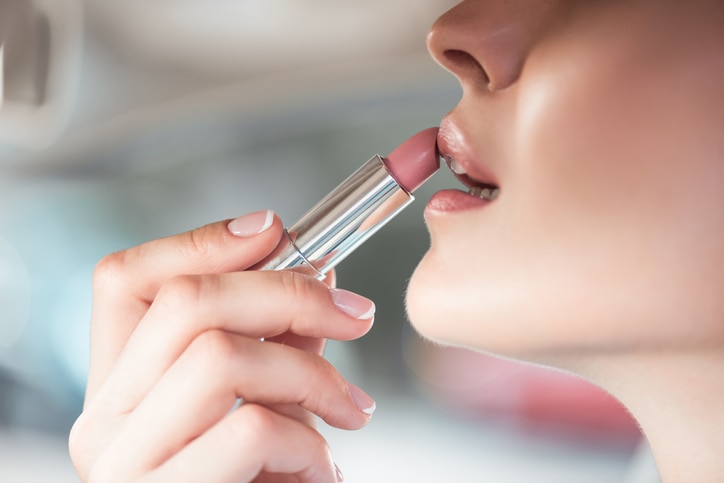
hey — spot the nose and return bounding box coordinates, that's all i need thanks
[427,0,562,91]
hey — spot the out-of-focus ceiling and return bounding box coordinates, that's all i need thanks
[84,0,458,75]
[1,0,459,154]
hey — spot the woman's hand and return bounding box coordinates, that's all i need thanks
[69,211,376,483]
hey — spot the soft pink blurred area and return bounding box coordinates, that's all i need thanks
[405,338,641,440]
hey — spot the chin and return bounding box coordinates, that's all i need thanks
[405,248,624,364]
[405,251,534,357]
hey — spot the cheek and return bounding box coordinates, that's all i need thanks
[517,49,724,280]
[515,62,724,346]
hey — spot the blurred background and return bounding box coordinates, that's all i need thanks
[1,0,658,481]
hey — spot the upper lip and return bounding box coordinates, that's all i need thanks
[437,116,499,190]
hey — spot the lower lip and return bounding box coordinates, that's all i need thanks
[425,189,491,214]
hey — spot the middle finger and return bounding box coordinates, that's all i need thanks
[97,329,373,475]
[88,270,374,416]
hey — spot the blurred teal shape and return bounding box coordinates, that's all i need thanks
[0,236,31,348]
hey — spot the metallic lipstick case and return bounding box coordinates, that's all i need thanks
[254,155,414,279]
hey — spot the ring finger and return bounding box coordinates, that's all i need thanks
[92,330,374,476]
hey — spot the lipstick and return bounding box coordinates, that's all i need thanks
[254,128,439,279]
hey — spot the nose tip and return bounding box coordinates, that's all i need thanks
[426,1,561,92]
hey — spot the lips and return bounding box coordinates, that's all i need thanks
[437,117,500,201]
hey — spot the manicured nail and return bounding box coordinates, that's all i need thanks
[330,288,375,320]
[347,382,376,416]
[335,463,344,482]
[227,210,274,237]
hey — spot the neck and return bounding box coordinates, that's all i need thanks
[573,350,724,483]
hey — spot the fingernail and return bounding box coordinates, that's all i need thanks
[335,463,344,482]
[330,288,375,320]
[347,382,376,416]
[227,210,274,237]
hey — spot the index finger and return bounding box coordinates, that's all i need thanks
[86,211,284,402]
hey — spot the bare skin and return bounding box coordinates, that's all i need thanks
[407,1,724,481]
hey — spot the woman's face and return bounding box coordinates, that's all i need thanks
[407,0,724,361]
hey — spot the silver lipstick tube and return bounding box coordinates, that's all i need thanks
[254,154,414,279]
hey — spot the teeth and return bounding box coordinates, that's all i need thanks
[445,154,499,201]
[444,154,467,175]
[468,186,500,201]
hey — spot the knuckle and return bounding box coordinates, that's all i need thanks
[232,404,277,442]
[301,357,347,424]
[233,404,329,450]
[186,329,237,368]
[181,223,217,262]
[305,351,338,389]
[230,405,331,479]
[92,251,127,292]
[156,273,212,310]
[277,270,324,310]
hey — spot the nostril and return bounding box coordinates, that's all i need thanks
[443,49,490,86]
